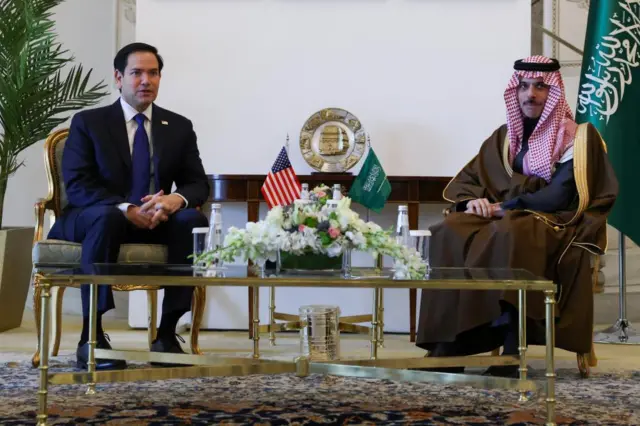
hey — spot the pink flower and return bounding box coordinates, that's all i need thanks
[328,227,341,238]
[316,191,326,197]
[298,224,305,232]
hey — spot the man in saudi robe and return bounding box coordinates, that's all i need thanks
[416,56,618,377]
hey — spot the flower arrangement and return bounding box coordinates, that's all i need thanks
[307,184,334,205]
[197,185,427,279]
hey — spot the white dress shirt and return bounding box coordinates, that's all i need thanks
[117,97,187,214]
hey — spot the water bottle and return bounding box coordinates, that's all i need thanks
[332,184,342,200]
[206,204,224,266]
[396,205,410,247]
[300,183,310,200]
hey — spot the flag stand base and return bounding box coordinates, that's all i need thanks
[594,319,640,344]
[594,232,640,345]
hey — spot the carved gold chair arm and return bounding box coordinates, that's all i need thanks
[34,197,54,244]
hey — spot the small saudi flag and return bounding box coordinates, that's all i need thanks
[348,148,391,213]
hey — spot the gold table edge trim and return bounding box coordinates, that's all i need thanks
[48,359,537,393]
[35,273,556,291]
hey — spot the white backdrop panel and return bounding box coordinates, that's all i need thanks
[130,0,531,332]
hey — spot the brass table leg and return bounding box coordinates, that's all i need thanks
[248,286,254,339]
[86,283,98,395]
[545,289,557,426]
[375,255,385,348]
[36,283,51,426]
[518,288,528,402]
[252,285,260,359]
[295,356,310,377]
[269,286,276,346]
[377,288,385,348]
[370,288,380,359]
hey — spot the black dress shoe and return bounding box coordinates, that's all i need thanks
[150,334,190,367]
[482,365,519,378]
[76,334,127,371]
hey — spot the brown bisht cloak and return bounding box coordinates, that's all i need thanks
[417,122,618,354]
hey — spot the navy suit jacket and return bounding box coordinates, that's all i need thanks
[61,99,210,211]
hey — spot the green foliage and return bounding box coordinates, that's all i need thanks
[303,216,318,228]
[318,230,331,246]
[0,0,108,227]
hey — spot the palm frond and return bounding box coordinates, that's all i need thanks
[0,0,108,225]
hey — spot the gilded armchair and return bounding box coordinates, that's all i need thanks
[425,206,600,378]
[30,128,206,367]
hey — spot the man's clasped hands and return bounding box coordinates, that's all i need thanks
[125,190,186,229]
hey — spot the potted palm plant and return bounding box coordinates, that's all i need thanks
[0,0,108,331]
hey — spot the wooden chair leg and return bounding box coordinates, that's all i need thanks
[51,286,66,356]
[577,353,590,378]
[409,289,416,342]
[579,258,601,378]
[146,290,158,349]
[589,343,598,367]
[31,274,42,368]
[190,286,206,355]
[578,343,598,378]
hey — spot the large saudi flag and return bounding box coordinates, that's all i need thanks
[575,0,640,245]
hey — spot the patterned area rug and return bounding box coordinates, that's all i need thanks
[1,356,639,425]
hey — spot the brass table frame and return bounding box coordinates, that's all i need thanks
[262,256,387,347]
[262,287,383,344]
[33,269,558,426]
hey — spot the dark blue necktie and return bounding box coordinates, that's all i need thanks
[129,113,151,205]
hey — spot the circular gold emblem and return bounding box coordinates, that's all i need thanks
[299,108,367,173]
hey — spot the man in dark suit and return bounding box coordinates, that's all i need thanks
[48,42,210,370]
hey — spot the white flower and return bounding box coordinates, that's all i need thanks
[197,186,429,279]
[345,231,366,249]
[326,242,343,257]
[366,222,383,233]
[265,205,284,227]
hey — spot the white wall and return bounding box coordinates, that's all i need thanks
[129,0,532,332]
[542,0,586,116]
[136,0,532,177]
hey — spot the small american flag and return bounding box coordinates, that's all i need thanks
[261,147,301,209]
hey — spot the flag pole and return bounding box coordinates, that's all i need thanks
[594,231,640,344]
[365,133,371,224]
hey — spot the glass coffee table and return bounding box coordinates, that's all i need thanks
[33,264,558,426]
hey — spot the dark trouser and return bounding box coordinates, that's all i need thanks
[48,205,208,317]
[421,301,534,357]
